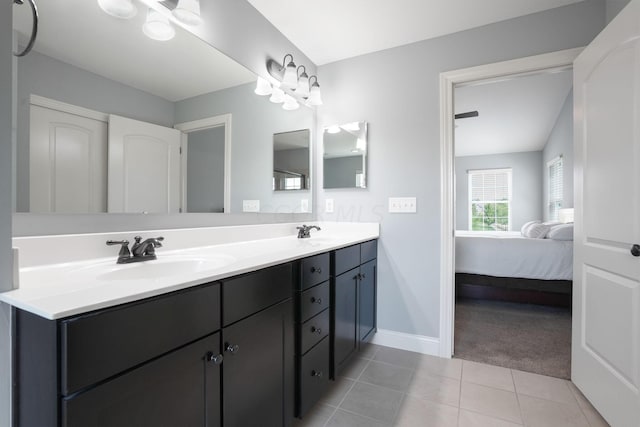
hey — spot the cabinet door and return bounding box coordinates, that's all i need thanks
[222,300,293,427]
[332,268,358,376]
[62,333,221,427]
[359,260,377,344]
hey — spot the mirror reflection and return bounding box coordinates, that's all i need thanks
[12,0,314,214]
[273,129,310,191]
[323,121,367,189]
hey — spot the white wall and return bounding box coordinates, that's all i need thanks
[543,90,574,221]
[455,151,543,231]
[315,0,605,340]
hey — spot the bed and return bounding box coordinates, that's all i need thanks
[455,230,573,307]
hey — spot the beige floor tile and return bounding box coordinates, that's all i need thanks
[460,382,522,424]
[320,378,355,407]
[373,346,422,369]
[519,394,590,427]
[339,381,403,424]
[415,354,463,380]
[462,361,515,392]
[405,372,460,407]
[359,343,381,360]
[338,357,370,380]
[294,403,336,427]
[458,409,523,427]
[566,382,610,427]
[393,395,459,427]
[326,409,389,427]
[512,370,575,404]
[359,360,414,392]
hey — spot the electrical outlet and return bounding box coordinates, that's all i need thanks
[242,200,260,212]
[389,197,417,213]
[300,199,309,213]
[325,199,334,213]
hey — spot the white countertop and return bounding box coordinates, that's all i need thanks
[0,222,379,320]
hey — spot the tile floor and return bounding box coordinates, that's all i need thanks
[295,344,609,427]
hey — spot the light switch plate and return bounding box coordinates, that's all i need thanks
[389,197,417,213]
[242,200,260,212]
[325,199,334,213]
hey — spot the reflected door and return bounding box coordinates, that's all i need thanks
[108,115,181,213]
[572,0,640,425]
[29,105,108,213]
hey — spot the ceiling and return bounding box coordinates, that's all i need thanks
[454,69,573,157]
[246,0,584,65]
[13,0,255,102]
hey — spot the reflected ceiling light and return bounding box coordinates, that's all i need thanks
[327,125,341,134]
[269,86,285,104]
[282,95,300,111]
[307,76,323,106]
[341,122,360,132]
[254,77,273,96]
[356,138,366,151]
[143,8,175,41]
[173,0,203,26]
[295,66,310,97]
[97,0,137,19]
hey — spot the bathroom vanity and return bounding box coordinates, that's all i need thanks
[4,223,378,427]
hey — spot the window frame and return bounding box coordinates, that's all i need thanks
[467,168,513,232]
[547,155,563,221]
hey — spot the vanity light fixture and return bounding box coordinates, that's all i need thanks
[307,76,323,106]
[254,77,273,96]
[142,8,175,41]
[327,125,341,134]
[98,0,137,19]
[269,86,286,104]
[282,94,300,111]
[258,53,323,109]
[172,0,203,26]
[296,66,310,97]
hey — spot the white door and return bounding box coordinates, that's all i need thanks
[29,105,107,213]
[573,1,640,426]
[108,115,182,213]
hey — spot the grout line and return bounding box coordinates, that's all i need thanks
[510,368,526,426]
[458,360,465,426]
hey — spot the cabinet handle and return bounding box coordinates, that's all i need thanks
[310,297,323,305]
[311,370,323,378]
[206,352,224,365]
[360,273,366,279]
[310,326,322,335]
[310,266,322,274]
[225,344,240,354]
[631,244,640,257]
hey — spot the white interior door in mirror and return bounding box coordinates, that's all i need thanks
[29,105,107,213]
[108,115,181,213]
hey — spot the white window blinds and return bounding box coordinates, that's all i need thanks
[468,168,512,231]
[548,156,563,221]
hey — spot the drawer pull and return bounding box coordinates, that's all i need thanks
[310,326,322,335]
[206,352,224,365]
[311,370,323,378]
[310,266,322,274]
[225,344,240,354]
[310,297,323,305]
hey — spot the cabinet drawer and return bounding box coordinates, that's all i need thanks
[361,240,377,263]
[61,283,220,395]
[333,244,360,276]
[300,253,330,290]
[223,263,293,326]
[299,281,329,322]
[299,309,329,355]
[298,336,330,417]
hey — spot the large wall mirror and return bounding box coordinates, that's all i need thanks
[323,121,367,189]
[12,0,314,215]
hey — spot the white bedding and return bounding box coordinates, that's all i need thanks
[455,230,573,281]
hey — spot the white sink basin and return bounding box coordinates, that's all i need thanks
[70,254,237,282]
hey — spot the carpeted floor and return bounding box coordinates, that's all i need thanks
[454,298,571,379]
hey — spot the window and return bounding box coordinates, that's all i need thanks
[468,168,512,231]
[548,156,563,221]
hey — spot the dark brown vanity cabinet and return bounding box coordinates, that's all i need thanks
[331,240,378,377]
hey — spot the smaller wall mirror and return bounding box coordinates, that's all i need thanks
[323,121,368,189]
[273,129,311,191]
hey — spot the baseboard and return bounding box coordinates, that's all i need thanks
[370,329,440,357]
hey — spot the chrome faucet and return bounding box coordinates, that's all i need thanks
[297,225,321,239]
[106,236,164,264]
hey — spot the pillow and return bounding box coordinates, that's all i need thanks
[547,224,574,241]
[521,220,541,237]
[524,223,552,239]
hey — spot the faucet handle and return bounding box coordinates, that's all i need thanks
[106,240,131,258]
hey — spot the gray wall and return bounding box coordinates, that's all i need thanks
[175,83,314,213]
[315,0,605,339]
[1,3,13,426]
[543,90,574,221]
[606,0,632,22]
[187,126,226,213]
[16,50,175,212]
[456,152,543,231]
[324,156,363,189]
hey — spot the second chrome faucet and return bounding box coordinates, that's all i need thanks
[106,236,164,264]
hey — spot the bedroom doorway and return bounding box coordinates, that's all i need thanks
[438,48,582,379]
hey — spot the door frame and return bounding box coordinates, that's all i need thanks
[174,114,232,214]
[438,47,583,358]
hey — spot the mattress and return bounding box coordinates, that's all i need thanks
[455,230,573,281]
